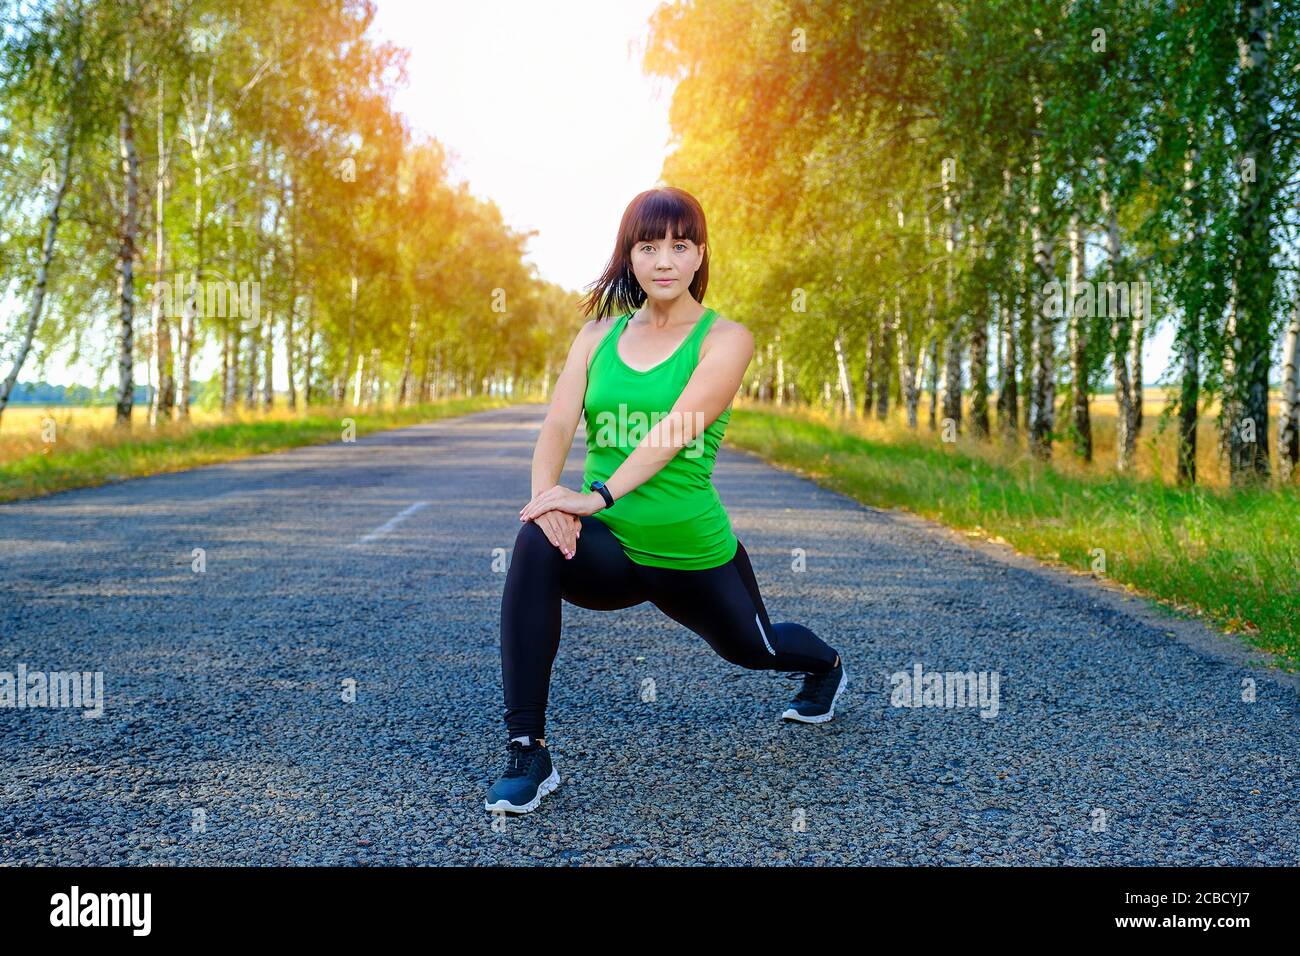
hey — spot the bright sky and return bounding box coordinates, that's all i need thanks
[373,0,674,293]
[23,0,1189,389]
[29,0,671,391]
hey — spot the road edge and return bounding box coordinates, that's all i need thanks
[727,445,1300,695]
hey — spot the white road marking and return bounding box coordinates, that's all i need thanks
[356,501,430,544]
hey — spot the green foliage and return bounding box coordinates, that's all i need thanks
[0,0,574,414]
[645,0,1300,485]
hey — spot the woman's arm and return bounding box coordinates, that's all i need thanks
[601,322,753,501]
[518,321,753,522]
[529,317,607,496]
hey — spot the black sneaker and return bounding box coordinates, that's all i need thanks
[484,737,560,814]
[774,656,847,723]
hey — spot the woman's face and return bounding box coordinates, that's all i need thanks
[630,229,704,303]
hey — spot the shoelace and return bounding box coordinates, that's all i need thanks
[503,740,540,778]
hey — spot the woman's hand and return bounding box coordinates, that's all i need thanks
[531,509,582,560]
[519,484,604,523]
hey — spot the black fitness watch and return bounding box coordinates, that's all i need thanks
[590,480,615,510]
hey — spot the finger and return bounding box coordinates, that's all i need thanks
[520,494,550,521]
[524,488,564,519]
[546,514,574,559]
[519,489,552,515]
[536,494,576,520]
[537,517,562,551]
[525,502,556,523]
[555,513,575,558]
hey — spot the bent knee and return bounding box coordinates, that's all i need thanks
[515,518,548,547]
[712,642,775,670]
[514,519,560,559]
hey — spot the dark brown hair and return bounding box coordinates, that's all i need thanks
[578,186,709,318]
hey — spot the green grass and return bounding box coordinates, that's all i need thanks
[0,396,510,504]
[726,404,1300,671]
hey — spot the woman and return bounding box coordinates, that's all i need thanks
[486,187,846,815]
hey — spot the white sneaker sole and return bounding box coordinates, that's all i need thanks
[484,764,561,814]
[782,666,848,723]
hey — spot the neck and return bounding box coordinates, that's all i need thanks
[636,297,703,327]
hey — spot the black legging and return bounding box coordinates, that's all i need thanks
[499,513,839,740]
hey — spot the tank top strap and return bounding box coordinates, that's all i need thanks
[589,310,633,373]
[687,308,720,361]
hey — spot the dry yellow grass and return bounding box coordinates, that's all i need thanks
[0,395,510,503]
[740,387,1294,489]
[1,403,232,463]
[0,400,394,465]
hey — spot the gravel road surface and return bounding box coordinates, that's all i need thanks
[1,403,1295,865]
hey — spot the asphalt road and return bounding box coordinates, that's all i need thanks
[1,402,1296,865]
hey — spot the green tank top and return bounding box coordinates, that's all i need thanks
[581,306,739,570]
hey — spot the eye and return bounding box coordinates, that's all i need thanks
[674,243,688,252]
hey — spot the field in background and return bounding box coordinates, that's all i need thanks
[726,400,1300,670]
[792,386,1288,489]
[1076,387,1286,487]
[3,403,236,462]
[0,396,509,503]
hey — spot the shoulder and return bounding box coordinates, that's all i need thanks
[701,314,754,359]
[576,315,605,342]
[577,313,623,370]
[579,313,627,346]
